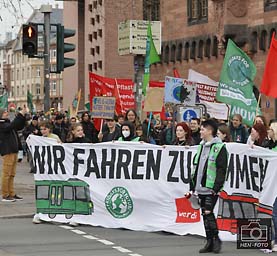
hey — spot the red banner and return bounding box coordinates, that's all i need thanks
[89,72,135,115]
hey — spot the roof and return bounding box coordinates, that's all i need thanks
[27,8,63,25]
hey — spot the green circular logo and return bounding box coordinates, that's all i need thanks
[105,187,133,219]
[227,56,251,87]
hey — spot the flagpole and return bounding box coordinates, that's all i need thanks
[256,93,261,116]
[114,78,123,114]
[76,89,82,115]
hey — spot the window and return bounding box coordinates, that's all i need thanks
[63,186,74,200]
[36,83,41,95]
[89,34,93,42]
[93,1,97,8]
[170,45,176,62]
[52,80,57,96]
[177,43,183,61]
[190,41,196,59]
[98,60,102,69]
[17,69,19,80]
[75,187,86,200]
[143,0,160,21]
[198,40,204,59]
[264,0,277,11]
[164,45,169,63]
[36,67,41,77]
[188,0,208,25]
[51,64,57,72]
[205,38,211,58]
[96,15,100,23]
[38,35,44,48]
[212,36,218,57]
[51,49,57,59]
[17,86,20,96]
[96,46,100,54]
[91,48,95,56]
[94,62,97,70]
[250,32,258,53]
[260,30,268,51]
[22,85,25,96]
[88,4,93,12]
[93,31,97,40]
[22,68,24,79]
[88,64,93,71]
[98,0,102,5]
[184,42,189,60]
[91,18,95,26]
[98,29,103,38]
[36,186,49,200]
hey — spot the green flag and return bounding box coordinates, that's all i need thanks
[142,22,160,96]
[216,39,260,126]
[85,101,91,111]
[0,92,8,109]
[27,90,34,112]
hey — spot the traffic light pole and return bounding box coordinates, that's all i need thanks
[41,5,52,113]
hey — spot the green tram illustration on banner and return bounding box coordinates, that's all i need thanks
[35,179,94,219]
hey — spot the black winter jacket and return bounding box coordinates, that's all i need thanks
[0,113,26,156]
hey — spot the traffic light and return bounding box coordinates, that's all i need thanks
[22,24,38,56]
[56,24,76,73]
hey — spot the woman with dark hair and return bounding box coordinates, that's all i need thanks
[217,124,232,142]
[125,109,140,128]
[118,121,140,142]
[174,122,194,146]
[136,123,156,144]
[80,111,98,143]
[247,123,268,147]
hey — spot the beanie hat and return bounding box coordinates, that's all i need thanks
[202,119,218,136]
[0,108,7,118]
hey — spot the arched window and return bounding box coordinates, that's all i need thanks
[198,40,204,59]
[177,43,183,61]
[212,36,218,57]
[260,30,268,51]
[190,41,196,59]
[204,38,211,58]
[170,44,176,62]
[269,28,276,48]
[250,32,258,53]
[184,42,189,61]
[164,45,169,63]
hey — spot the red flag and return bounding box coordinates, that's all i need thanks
[173,68,181,78]
[260,32,277,98]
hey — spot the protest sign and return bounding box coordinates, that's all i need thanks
[91,96,116,119]
[27,135,276,241]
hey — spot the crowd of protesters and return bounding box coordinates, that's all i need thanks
[1,106,277,252]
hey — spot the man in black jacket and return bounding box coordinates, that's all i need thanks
[0,107,28,202]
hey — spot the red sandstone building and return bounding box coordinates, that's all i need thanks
[63,0,277,121]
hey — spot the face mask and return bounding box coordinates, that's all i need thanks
[122,130,130,138]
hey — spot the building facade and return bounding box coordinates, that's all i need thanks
[63,0,143,110]
[150,0,277,121]
[0,6,63,111]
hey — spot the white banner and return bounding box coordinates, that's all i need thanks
[27,135,277,240]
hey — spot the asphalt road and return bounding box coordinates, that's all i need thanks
[0,218,268,256]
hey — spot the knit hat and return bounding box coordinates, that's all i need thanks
[0,108,7,118]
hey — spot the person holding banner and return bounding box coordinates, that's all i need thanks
[125,109,140,128]
[66,123,91,143]
[230,114,248,144]
[190,119,228,254]
[118,121,140,142]
[174,122,194,146]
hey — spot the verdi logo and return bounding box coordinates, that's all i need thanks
[105,187,133,219]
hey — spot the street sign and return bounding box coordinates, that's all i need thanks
[176,105,204,122]
[118,20,161,55]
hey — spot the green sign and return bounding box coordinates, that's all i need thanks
[216,39,260,126]
[105,187,133,219]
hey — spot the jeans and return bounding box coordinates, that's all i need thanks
[273,197,277,243]
[1,153,18,198]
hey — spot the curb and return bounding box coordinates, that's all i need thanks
[0,214,34,219]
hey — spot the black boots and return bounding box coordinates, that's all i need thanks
[199,238,213,253]
[199,237,222,254]
[212,236,222,254]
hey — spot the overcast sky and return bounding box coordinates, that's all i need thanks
[0,0,63,42]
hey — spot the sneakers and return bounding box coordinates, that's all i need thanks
[2,196,16,202]
[13,195,23,201]
[272,244,277,252]
[32,215,42,224]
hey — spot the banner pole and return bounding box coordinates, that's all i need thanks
[256,93,261,116]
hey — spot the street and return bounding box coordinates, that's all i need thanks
[0,218,268,256]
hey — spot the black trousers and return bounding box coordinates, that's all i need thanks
[199,194,219,239]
